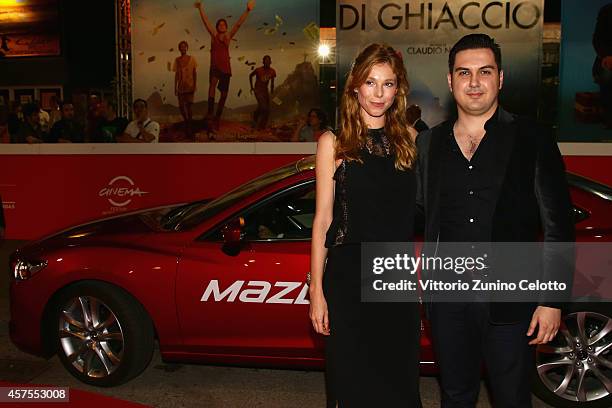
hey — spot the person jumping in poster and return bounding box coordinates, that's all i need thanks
[593,3,612,129]
[195,0,255,132]
[173,40,198,137]
[249,55,276,130]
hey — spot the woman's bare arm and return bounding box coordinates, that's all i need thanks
[309,130,337,335]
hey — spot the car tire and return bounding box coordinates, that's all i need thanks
[54,281,155,387]
[532,303,612,408]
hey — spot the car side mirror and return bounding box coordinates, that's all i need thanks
[221,217,245,256]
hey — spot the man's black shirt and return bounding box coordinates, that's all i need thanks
[439,117,508,242]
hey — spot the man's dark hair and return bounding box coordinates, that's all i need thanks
[23,102,39,117]
[178,40,188,48]
[448,34,502,73]
[133,98,147,109]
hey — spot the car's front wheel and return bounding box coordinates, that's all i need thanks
[532,303,612,407]
[54,281,155,386]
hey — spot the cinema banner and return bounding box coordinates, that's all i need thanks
[337,0,544,127]
[0,153,305,240]
[558,0,612,142]
[132,0,320,142]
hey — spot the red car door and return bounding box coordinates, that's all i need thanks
[175,182,324,359]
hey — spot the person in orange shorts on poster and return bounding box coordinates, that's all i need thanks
[195,0,255,131]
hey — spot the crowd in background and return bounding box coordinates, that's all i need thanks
[2,93,428,144]
[4,95,131,144]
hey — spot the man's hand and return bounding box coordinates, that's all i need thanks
[527,306,561,345]
[602,56,612,70]
[246,0,255,11]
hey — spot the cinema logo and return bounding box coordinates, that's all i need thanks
[340,1,542,31]
[2,201,15,210]
[99,176,149,211]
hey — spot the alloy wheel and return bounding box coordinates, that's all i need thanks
[58,296,124,378]
[536,311,612,402]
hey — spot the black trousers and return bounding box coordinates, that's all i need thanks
[430,302,534,408]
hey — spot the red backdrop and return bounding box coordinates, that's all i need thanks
[0,154,610,240]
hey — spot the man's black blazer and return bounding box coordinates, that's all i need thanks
[415,108,575,323]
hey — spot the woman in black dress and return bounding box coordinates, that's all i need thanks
[309,43,421,407]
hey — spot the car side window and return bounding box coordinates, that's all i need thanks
[241,183,315,241]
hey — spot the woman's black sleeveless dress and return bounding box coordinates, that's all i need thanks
[323,128,421,407]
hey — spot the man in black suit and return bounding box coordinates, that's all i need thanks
[416,34,575,407]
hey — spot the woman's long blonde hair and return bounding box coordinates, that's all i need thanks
[336,43,417,170]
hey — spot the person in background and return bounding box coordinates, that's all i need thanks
[48,95,62,129]
[0,103,7,143]
[249,55,276,130]
[593,3,612,128]
[8,101,23,143]
[406,104,429,133]
[16,103,44,143]
[173,40,198,136]
[37,101,50,134]
[86,94,102,141]
[117,99,160,143]
[293,108,329,142]
[93,100,128,142]
[47,101,85,143]
[195,0,255,130]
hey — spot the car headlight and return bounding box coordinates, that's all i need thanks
[12,259,48,280]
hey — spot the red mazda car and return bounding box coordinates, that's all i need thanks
[9,156,612,407]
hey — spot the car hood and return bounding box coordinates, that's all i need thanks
[18,204,185,255]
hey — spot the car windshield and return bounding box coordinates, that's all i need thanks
[171,158,313,231]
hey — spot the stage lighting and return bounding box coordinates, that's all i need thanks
[318,44,331,58]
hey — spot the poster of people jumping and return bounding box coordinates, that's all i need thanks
[132,0,320,142]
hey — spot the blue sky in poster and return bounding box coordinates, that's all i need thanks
[132,0,319,109]
[558,0,612,142]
